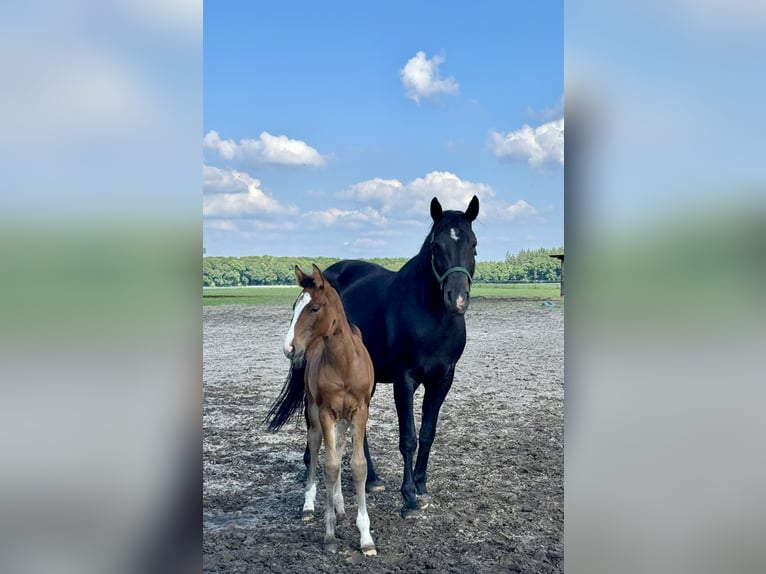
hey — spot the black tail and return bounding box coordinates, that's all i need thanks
[265,364,306,432]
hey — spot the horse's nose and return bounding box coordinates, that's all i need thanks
[284,344,294,358]
[445,288,469,314]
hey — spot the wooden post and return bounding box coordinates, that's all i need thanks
[549,254,564,296]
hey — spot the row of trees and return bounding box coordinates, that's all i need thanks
[203,247,562,287]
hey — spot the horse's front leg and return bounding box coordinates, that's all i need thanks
[394,372,419,518]
[414,365,455,504]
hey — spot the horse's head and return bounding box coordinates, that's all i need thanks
[429,195,479,315]
[283,264,340,365]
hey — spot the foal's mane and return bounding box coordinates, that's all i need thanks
[299,276,316,289]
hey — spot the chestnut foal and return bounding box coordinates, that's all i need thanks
[275,264,376,556]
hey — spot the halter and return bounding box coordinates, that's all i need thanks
[429,231,474,288]
[430,254,473,288]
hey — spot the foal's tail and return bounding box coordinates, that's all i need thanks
[264,364,306,432]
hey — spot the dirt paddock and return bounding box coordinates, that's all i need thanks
[203,300,563,573]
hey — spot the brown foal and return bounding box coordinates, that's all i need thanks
[282,264,376,556]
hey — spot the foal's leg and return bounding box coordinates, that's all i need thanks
[302,404,321,520]
[351,411,376,556]
[303,396,311,478]
[321,411,341,553]
[394,372,420,518]
[414,368,455,505]
[332,419,348,523]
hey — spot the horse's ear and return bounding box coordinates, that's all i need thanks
[311,264,325,288]
[430,197,443,223]
[465,195,479,222]
[294,265,306,286]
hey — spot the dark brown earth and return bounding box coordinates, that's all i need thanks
[203,299,563,573]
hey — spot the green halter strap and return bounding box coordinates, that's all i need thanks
[431,255,473,287]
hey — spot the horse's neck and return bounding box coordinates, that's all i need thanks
[395,253,443,312]
[318,317,356,365]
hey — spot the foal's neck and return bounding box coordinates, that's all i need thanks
[321,314,355,361]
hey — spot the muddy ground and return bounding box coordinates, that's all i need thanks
[203,299,563,573]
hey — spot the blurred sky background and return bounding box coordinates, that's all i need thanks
[203,1,563,260]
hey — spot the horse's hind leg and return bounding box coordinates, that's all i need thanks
[363,432,385,492]
[321,411,341,553]
[363,381,385,492]
[351,411,376,556]
[303,403,321,521]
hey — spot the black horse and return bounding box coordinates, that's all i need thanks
[325,195,479,517]
[266,195,479,517]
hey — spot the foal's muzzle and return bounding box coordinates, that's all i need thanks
[284,345,305,367]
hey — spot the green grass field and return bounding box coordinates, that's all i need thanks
[203,283,561,306]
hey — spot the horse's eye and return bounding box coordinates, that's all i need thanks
[309,305,320,313]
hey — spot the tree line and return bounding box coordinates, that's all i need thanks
[203,247,563,287]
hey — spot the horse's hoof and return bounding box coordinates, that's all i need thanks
[302,510,314,521]
[335,511,346,525]
[324,541,338,554]
[361,545,377,557]
[400,505,421,519]
[366,479,385,493]
[417,494,431,509]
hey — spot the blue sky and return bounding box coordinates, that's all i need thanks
[203,2,563,261]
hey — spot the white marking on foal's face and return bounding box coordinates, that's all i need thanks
[450,228,459,241]
[284,291,311,356]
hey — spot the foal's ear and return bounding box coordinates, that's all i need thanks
[294,265,306,286]
[465,195,479,222]
[430,197,443,223]
[311,264,325,288]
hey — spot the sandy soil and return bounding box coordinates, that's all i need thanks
[203,299,563,573]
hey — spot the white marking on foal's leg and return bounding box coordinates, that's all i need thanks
[303,482,317,518]
[450,227,460,241]
[351,425,376,556]
[284,292,311,356]
[303,422,321,520]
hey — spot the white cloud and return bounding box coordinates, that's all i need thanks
[489,118,564,168]
[203,130,329,167]
[341,170,492,216]
[339,170,539,223]
[486,199,538,221]
[202,165,296,217]
[400,51,460,104]
[204,219,239,232]
[338,178,403,206]
[302,206,388,229]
